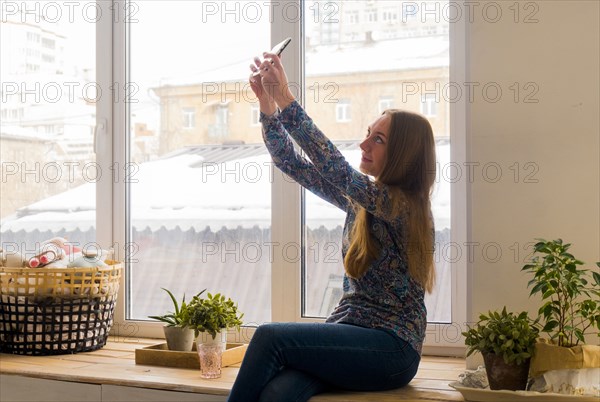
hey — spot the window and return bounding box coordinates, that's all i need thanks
[303,0,453,327]
[365,9,378,23]
[27,32,40,42]
[208,105,229,138]
[251,105,260,126]
[125,1,271,329]
[106,0,460,345]
[382,8,399,23]
[1,1,102,272]
[182,107,196,129]
[346,10,359,24]
[379,96,394,113]
[42,38,56,49]
[335,99,352,122]
[421,93,438,117]
[19,0,469,352]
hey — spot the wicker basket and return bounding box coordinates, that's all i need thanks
[0,261,122,355]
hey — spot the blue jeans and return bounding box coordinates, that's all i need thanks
[227,322,421,402]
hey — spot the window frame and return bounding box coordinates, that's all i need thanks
[421,93,438,117]
[107,0,468,354]
[250,105,261,127]
[378,96,394,113]
[182,107,196,130]
[335,99,352,122]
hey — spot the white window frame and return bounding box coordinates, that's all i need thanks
[382,7,399,23]
[250,105,260,126]
[345,10,360,25]
[107,0,468,356]
[365,9,378,23]
[335,99,352,122]
[378,96,394,113]
[182,107,196,129]
[421,93,438,117]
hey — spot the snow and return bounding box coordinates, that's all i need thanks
[1,144,451,232]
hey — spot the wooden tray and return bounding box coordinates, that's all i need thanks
[135,342,247,370]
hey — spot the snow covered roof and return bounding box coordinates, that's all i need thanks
[1,140,450,233]
[0,126,51,142]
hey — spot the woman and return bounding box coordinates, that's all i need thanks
[228,52,436,402]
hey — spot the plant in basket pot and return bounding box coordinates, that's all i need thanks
[148,288,205,351]
[522,238,600,396]
[462,307,540,391]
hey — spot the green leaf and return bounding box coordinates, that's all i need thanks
[542,289,555,299]
[530,282,546,296]
[593,271,600,286]
[542,320,559,332]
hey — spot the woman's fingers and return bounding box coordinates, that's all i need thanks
[262,52,282,68]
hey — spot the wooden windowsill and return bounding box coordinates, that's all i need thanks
[0,337,466,401]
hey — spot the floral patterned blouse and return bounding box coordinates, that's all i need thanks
[260,100,427,355]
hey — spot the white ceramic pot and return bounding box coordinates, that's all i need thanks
[196,329,228,350]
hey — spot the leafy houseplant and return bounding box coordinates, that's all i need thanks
[148,288,198,327]
[463,307,540,390]
[521,239,600,393]
[148,288,205,351]
[522,239,600,347]
[187,292,244,342]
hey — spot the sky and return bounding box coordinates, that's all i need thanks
[54,1,271,77]
[43,1,273,131]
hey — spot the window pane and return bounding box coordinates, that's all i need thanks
[303,0,451,323]
[1,2,97,253]
[128,1,271,326]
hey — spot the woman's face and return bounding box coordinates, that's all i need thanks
[359,114,390,178]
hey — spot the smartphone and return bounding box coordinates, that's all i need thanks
[252,37,291,76]
[271,37,291,56]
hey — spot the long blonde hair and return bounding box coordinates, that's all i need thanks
[344,110,436,293]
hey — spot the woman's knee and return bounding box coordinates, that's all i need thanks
[253,322,301,342]
[253,322,282,342]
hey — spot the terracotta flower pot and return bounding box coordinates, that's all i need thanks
[483,352,530,391]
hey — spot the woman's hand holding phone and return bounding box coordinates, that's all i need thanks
[248,39,296,113]
[250,52,295,111]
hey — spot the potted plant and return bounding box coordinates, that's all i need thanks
[522,239,600,394]
[148,288,205,351]
[463,307,540,391]
[187,292,244,349]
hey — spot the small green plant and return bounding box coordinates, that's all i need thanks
[187,292,244,339]
[148,288,205,327]
[463,307,540,365]
[522,239,600,347]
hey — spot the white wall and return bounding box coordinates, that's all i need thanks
[466,1,599,320]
